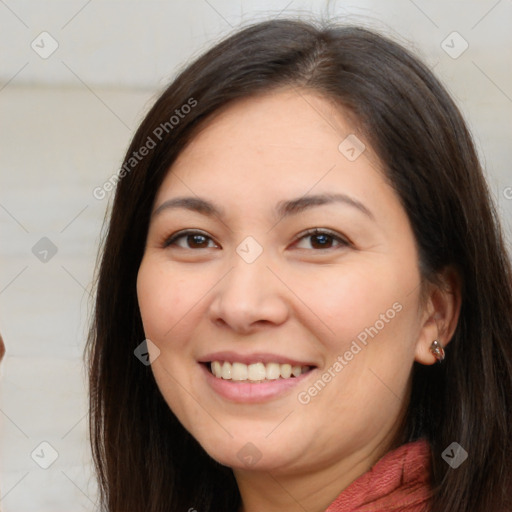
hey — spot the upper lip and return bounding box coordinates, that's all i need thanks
[198,351,317,367]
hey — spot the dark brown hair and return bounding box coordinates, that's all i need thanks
[86,19,512,512]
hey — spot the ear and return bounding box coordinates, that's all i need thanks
[414,267,462,365]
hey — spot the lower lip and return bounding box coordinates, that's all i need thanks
[200,364,315,403]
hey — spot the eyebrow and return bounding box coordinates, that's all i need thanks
[152,193,374,221]
[276,193,375,221]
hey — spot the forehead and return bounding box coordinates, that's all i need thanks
[179,89,356,162]
[154,88,393,217]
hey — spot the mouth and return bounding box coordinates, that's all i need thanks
[198,352,318,402]
[205,360,314,382]
[198,351,318,403]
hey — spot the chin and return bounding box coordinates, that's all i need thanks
[196,433,299,473]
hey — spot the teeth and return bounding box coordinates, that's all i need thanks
[266,362,281,380]
[209,361,311,381]
[280,363,292,379]
[212,361,222,376]
[248,362,266,381]
[221,361,232,380]
[232,362,248,381]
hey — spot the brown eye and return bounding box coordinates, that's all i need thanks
[294,229,349,250]
[164,230,218,249]
[187,234,209,248]
[309,233,335,249]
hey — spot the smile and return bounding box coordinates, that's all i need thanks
[210,361,312,381]
[200,359,317,403]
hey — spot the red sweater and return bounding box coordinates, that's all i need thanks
[325,439,431,512]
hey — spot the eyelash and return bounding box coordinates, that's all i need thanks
[162,228,350,251]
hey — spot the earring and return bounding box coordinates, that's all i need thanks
[430,340,445,362]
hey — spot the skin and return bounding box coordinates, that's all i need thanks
[137,88,460,512]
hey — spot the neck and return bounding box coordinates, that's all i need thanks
[234,432,397,512]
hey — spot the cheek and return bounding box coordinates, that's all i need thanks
[136,259,203,420]
[293,256,421,413]
[298,260,412,345]
[136,259,190,343]
[296,261,420,406]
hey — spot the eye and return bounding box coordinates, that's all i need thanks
[294,228,350,250]
[163,230,219,249]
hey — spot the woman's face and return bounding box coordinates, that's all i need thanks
[137,89,427,475]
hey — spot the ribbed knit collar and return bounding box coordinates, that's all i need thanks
[325,439,431,512]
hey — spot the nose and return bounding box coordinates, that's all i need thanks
[208,254,290,334]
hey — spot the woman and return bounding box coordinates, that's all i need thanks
[86,19,512,512]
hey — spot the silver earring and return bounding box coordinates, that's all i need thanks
[430,340,445,362]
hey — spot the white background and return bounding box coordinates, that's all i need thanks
[1,1,511,510]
